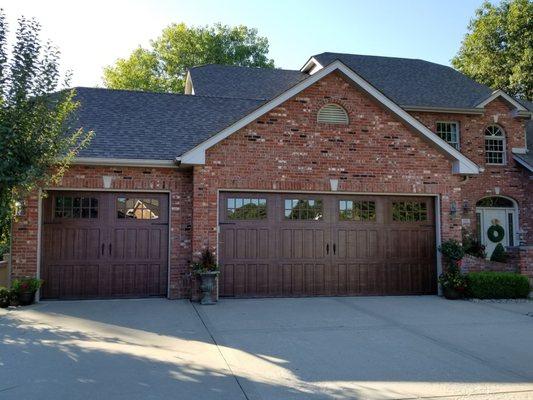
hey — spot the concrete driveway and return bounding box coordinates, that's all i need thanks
[1,297,533,400]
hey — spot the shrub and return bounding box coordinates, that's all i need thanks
[462,229,486,258]
[0,286,12,308]
[466,272,530,299]
[439,239,465,265]
[490,243,507,263]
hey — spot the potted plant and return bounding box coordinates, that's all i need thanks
[438,239,467,299]
[438,263,468,299]
[192,248,220,305]
[12,277,43,306]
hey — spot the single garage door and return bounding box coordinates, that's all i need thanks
[41,191,168,299]
[219,193,437,297]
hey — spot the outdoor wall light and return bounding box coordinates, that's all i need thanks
[462,199,470,213]
[450,201,457,218]
[330,179,339,192]
[14,199,26,217]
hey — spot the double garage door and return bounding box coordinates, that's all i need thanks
[219,192,437,297]
[41,191,168,299]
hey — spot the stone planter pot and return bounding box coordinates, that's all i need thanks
[198,271,219,305]
[18,291,36,306]
[443,287,462,300]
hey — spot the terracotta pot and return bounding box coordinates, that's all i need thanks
[18,291,36,306]
[443,287,462,300]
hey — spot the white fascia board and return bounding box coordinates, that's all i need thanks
[73,157,178,168]
[512,147,528,155]
[300,57,323,74]
[476,90,528,111]
[181,60,479,174]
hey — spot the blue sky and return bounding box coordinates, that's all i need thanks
[3,0,486,87]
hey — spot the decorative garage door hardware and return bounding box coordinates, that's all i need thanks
[41,191,169,300]
[218,193,437,298]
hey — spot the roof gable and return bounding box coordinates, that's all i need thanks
[180,61,479,175]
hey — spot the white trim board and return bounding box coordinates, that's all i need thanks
[513,155,533,173]
[73,157,178,168]
[179,60,479,175]
[475,90,528,111]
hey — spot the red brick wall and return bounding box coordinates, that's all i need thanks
[410,99,531,244]
[192,72,468,257]
[10,165,193,299]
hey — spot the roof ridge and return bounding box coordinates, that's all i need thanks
[189,64,303,73]
[73,86,264,102]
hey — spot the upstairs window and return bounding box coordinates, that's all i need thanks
[484,125,506,165]
[317,104,349,124]
[436,122,460,149]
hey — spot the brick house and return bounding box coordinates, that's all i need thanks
[9,52,533,300]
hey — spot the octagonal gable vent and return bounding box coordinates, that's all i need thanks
[317,103,349,124]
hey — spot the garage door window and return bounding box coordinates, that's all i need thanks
[227,198,267,220]
[284,199,323,220]
[339,200,376,221]
[117,197,160,220]
[55,196,98,219]
[392,201,427,222]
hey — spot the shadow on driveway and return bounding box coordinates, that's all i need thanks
[1,296,533,399]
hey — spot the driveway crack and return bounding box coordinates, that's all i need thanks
[191,302,252,400]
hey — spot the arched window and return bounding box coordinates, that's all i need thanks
[484,125,506,165]
[317,104,349,124]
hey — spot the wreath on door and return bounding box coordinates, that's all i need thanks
[487,220,505,243]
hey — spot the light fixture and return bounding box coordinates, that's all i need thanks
[494,187,500,195]
[330,179,339,192]
[450,201,457,218]
[462,199,469,213]
[15,199,26,217]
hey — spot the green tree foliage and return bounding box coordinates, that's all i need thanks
[0,11,92,255]
[103,23,275,93]
[452,0,533,99]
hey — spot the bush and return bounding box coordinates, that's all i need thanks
[466,272,530,299]
[0,287,13,308]
[439,239,465,264]
[490,243,507,263]
[462,229,486,258]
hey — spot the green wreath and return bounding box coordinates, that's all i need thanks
[487,224,505,243]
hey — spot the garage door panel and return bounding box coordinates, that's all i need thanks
[219,192,436,298]
[41,191,168,299]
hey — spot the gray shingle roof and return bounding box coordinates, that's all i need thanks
[189,64,308,100]
[72,87,263,160]
[312,52,495,109]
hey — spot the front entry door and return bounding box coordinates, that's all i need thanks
[477,208,515,259]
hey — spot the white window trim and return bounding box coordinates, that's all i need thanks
[484,125,507,166]
[435,121,460,150]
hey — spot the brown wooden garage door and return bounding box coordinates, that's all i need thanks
[41,191,168,299]
[218,193,437,297]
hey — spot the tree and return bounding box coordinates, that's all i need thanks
[103,23,275,93]
[452,0,533,100]
[0,11,92,256]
